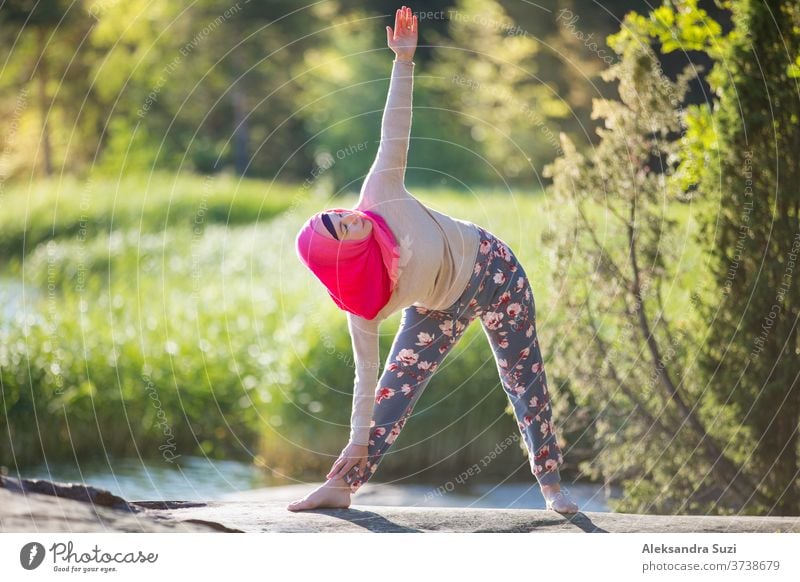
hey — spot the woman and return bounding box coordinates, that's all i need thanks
[288,6,578,514]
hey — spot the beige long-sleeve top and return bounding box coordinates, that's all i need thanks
[346,58,481,446]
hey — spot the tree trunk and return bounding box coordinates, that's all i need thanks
[36,26,53,177]
[231,48,249,176]
[627,214,769,508]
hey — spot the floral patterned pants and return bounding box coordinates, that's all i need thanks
[342,226,565,493]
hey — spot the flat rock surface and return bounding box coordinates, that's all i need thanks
[2,478,798,533]
[145,499,800,533]
[0,488,217,533]
[218,481,617,512]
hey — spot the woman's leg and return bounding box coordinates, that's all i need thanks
[475,230,565,487]
[342,302,475,493]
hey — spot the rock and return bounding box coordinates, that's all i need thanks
[146,498,800,533]
[2,477,798,533]
[0,488,221,533]
[0,476,233,533]
[1,475,135,511]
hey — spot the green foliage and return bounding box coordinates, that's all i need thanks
[1,200,327,467]
[789,55,800,78]
[0,0,615,188]
[0,0,326,179]
[553,0,800,515]
[693,0,800,514]
[618,0,800,514]
[541,4,765,514]
[427,0,570,183]
[673,104,716,192]
[608,0,723,55]
[288,4,393,194]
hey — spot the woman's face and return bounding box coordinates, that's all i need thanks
[317,210,373,241]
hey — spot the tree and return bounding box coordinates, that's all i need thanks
[692,0,800,515]
[427,0,570,184]
[0,0,77,177]
[290,2,401,194]
[543,0,774,514]
[619,0,799,515]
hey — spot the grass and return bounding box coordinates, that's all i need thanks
[0,171,299,260]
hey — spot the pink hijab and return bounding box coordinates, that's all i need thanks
[295,208,400,319]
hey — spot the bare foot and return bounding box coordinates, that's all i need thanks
[286,476,352,511]
[541,483,579,514]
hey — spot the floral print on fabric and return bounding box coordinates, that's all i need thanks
[342,226,565,493]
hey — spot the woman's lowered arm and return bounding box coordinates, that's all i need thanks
[358,7,418,206]
[345,312,382,446]
[325,311,380,481]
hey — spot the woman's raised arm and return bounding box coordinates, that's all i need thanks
[358,7,418,206]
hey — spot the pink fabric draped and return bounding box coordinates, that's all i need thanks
[295,208,400,319]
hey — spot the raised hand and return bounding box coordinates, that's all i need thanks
[386,5,418,62]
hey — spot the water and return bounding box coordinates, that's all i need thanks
[0,276,32,328]
[12,456,266,502]
[12,456,618,511]
[462,481,617,512]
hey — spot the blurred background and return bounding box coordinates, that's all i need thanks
[0,0,797,515]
